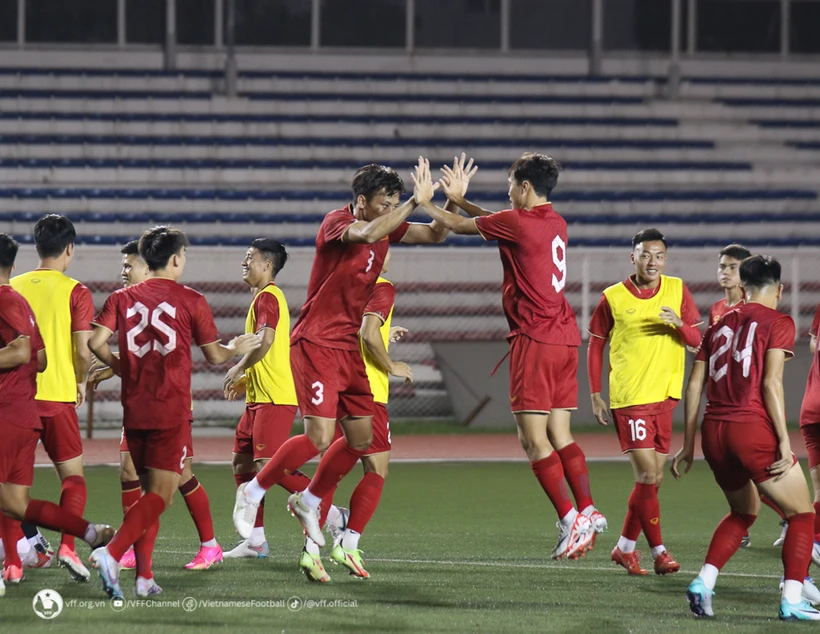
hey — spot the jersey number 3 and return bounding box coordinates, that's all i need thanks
[126,302,178,358]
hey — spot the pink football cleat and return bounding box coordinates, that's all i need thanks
[184,544,223,570]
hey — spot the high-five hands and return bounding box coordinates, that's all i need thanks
[411,156,440,205]
[439,152,478,200]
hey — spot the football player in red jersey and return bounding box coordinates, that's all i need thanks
[800,300,820,565]
[673,255,820,621]
[88,227,261,600]
[232,157,470,549]
[409,153,605,561]
[0,234,114,595]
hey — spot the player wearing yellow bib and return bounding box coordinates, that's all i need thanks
[11,214,95,582]
[223,239,346,562]
[587,229,702,576]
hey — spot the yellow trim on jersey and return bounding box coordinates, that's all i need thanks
[361,277,394,405]
[11,269,80,402]
[244,284,298,406]
[603,275,685,409]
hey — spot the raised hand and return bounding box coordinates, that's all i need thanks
[411,156,440,205]
[440,152,478,200]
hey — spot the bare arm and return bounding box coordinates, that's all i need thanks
[89,325,117,368]
[445,195,495,218]
[811,334,817,355]
[223,328,274,391]
[37,348,47,373]
[343,198,418,245]
[417,200,480,235]
[762,349,792,478]
[360,315,412,382]
[201,333,262,366]
[72,330,93,384]
[671,360,707,479]
[0,336,31,369]
[401,199,457,245]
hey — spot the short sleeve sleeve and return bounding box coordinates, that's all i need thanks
[587,295,614,339]
[364,283,396,323]
[321,210,357,243]
[680,284,702,327]
[0,297,30,339]
[475,210,520,242]
[93,294,119,333]
[695,324,713,362]
[253,292,280,332]
[811,303,820,338]
[388,221,410,244]
[31,317,44,354]
[70,284,95,332]
[768,315,796,356]
[192,295,220,347]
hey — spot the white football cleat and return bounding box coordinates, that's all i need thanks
[89,547,123,600]
[136,576,163,597]
[781,576,820,606]
[551,513,593,560]
[0,575,4,597]
[223,540,269,559]
[326,507,349,547]
[812,542,820,569]
[232,483,260,540]
[774,519,788,547]
[287,492,325,547]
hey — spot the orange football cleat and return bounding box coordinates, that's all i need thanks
[611,546,649,576]
[653,550,680,575]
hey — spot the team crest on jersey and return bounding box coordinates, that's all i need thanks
[626,308,636,314]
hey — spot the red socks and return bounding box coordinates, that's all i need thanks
[783,512,815,583]
[257,435,319,490]
[179,476,215,543]
[59,475,87,550]
[705,511,756,569]
[761,494,787,520]
[108,492,166,562]
[319,484,339,529]
[557,443,594,511]
[279,470,312,494]
[621,488,643,541]
[121,480,141,517]
[135,519,159,580]
[347,473,385,535]
[309,439,366,499]
[1,515,23,569]
[24,499,88,539]
[530,452,574,519]
[813,502,820,539]
[630,483,662,547]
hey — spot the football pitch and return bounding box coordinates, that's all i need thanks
[4,460,804,632]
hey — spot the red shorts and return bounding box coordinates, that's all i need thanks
[802,423,820,469]
[613,402,674,454]
[365,403,392,456]
[38,401,83,464]
[121,422,193,460]
[233,403,298,461]
[0,422,39,486]
[124,426,190,476]
[509,336,577,413]
[702,419,796,492]
[291,339,374,420]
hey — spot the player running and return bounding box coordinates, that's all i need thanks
[88,227,261,600]
[411,153,604,560]
[222,238,347,561]
[0,234,113,595]
[233,158,460,549]
[90,240,224,571]
[673,255,820,621]
[589,229,701,575]
[11,214,95,582]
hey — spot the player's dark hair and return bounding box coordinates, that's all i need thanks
[120,240,140,256]
[508,153,561,198]
[0,233,19,270]
[719,243,751,261]
[632,228,667,249]
[33,214,76,259]
[138,226,189,272]
[352,164,404,202]
[740,255,781,290]
[250,238,288,275]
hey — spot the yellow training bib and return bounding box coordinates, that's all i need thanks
[361,278,394,405]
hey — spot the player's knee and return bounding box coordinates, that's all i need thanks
[349,433,373,453]
[307,428,334,452]
[635,471,659,485]
[120,465,138,482]
[0,495,27,520]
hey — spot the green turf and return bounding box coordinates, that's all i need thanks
[2,461,805,632]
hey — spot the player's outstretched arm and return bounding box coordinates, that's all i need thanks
[762,349,793,480]
[89,325,118,371]
[413,158,479,235]
[440,154,493,217]
[223,328,274,392]
[672,359,706,479]
[201,333,262,366]
[361,315,413,383]
[0,335,31,369]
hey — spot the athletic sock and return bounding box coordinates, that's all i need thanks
[341,529,362,551]
[617,537,637,554]
[256,435,320,491]
[530,452,574,519]
[179,476,215,544]
[704,511,757,570]
[309,439,366,499]
[304,538,321,556]
[631,482,663,548]
[0,516,23,569]
[59,475,87,550]
[699,563,719,591]
[249,526,266,548]
[346,473,385,535]
[319,485,339,529]
[23,499,89,540]
[557,443,594,511]
[121,480,141,517]
[783,512,814,585]
[134,518,159,580]
[814,502,820,540]
[301,489,322,510]
[107,493,166,562]
[279,470,312,494]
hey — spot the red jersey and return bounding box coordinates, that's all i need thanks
[474,203,580,346]
[709,297,744,326]
[696,302,794,425]
[800,303,820,426]
[0,286,44,429]
[94,278,220,430]
[291,206,409,351]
